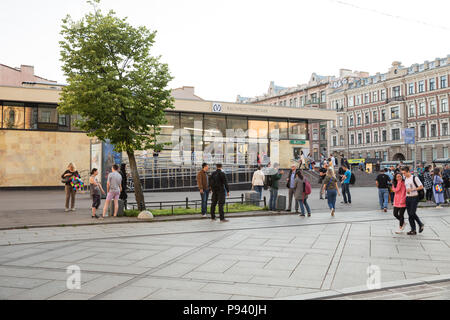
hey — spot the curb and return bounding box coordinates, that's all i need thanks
[279,274,450,300]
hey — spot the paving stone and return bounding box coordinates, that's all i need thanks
[98,286,159,300]
[144,288,231,300]
[75,275,133,294]
[0,286,28,299]
[151,263,198,277]
[201,283,280,298]
[48,291,96,300]
[183,271,253,283]
[132,277,208,290]
[7,280,68,300]
[0,275,50,289]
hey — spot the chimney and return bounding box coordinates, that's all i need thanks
[20,65,35,76]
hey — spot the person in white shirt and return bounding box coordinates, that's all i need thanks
[252,166,265,200]
[402,166,425,235]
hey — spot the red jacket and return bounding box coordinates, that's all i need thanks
[392,180,406,208]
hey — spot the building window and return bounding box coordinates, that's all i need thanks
[313,129,319,140]
[293,98,297,107]
[333,136,337,147]
[367,152,371,158]
[390,106,400,119]
[382,130,387,142]
[408,83,415,95]
[432,148,437,160]
[2,102,25,129]
[381,89,386,100]
[383,151,388,161]
[357,114,361,125]
[442,123,448,136]
[320,91,326,103]
[375,151,380,159]
[441,75,448,88]
[418,80,425,92]
[350,134,355,145]
[348,96,354,107]
[349,115,354,126]
[357,133,362,145]
[419,102,425,116]
[320,127,326,140]
[373,111,378,123]
[430,124,437,137]
[392,128,400,141]
[408,104,415,117]
[365,113,370,124]
[420,124,426,138]
[443,147,449,158]
[364,93,370,104]
[359,152,363,158]
[356,95,362,105]
[421,149,426,161]
[374,131,379,142]
[441,98,448,112]
[340,135,344,146]
[393,86,401,97]
[430,100,437,114]
[381,109,386,121]
[339,117,343,127]
[366,132,371,143]
[429,78,436,91]
[373,91,378,101]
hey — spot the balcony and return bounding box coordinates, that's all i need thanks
[385,96,405,104]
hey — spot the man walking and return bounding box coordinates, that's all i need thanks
[269,166,283,211]
[209,164,230,222]
[402,166,425,235]
[376,168,391,212]
[286,164,300,213]
[101,164,122,219]
[340,165,352,205]
[197,163,210,217]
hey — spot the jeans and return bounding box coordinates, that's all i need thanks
[378,188,389,209]
[269,188,278,211]
[327,189,337,209]
[393,207,406,227]
[405,197,423,232]
[254,186,263,200]
[211,191,225,220]
[200,190,209,215]
[298,198,311,215]
[342,183,351,203]
[288,188,299,211]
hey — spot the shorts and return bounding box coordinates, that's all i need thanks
[106,191,120,201]
[92,194,101,209]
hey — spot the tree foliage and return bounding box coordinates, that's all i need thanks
[58,0,174,153]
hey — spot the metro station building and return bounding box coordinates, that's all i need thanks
[0,66,336,189]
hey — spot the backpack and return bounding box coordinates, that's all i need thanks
[350,172,356,185]
[303,179,312,195]
[265,175,273,188]
[210,171,222,190]
[413,176,425,201]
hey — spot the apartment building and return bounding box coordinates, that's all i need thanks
[328,56,450,163]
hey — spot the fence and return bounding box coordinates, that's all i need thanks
[127,194,267,215]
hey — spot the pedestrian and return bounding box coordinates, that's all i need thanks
[294,171,311,217]
[269,166,283,211]
[423,166,433,202]
[392,172,407,234]
[197,163,210,217]
[443,164,450,203]
[100,164,122,219]
[119,163,128,207]
[322,168,341,216]
[252,165,265,200]
[300,151,306,169]
[385,167,394,205]
[376,168,391,212]
[89,168,105,219]
[319,161,328,200]
[340,165,352,205]
[330,154,337,167]
[402,166,425,235]
[432,168,445,208]
[286,164,300,213]
[209,164,230,222]
[61,163,80,212]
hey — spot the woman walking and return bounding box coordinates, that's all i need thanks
[423,166,433,202]
[251,165,265,200]
[433,168,445,208]
[391,172,407,233]
[322,168,341,216]
[89,168,105,218]
[61,163,79,212]
[294,171,311,217]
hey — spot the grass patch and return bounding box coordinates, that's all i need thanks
[124,203,266,217]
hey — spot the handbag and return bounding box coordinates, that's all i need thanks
[434,177,444,194]
[61,176,72,184]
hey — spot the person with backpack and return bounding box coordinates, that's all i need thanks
[402,166,425,235]
[209,163,230,222]
[294,171,312,217]
[252,166,265,200]
[432,168,445,208]
[340,165,352,205]
[322,168,341,216]
[268,167,283,211]
[376,168,391,212]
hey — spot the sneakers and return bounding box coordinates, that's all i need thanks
[395,229,403,234]
[331,208,335,217]
[407,231,417,235]
[419,224,425,233]
[65,208,70,212]
[383,208,387,213]
[71,208,76,212]
[220,219,229,223]
[299,213,306,217]
[308,213,311,217]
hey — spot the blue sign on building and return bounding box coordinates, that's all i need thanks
[403,128,415,145]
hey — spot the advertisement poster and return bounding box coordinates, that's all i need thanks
[101,140,122,192]
[90,142,102,184]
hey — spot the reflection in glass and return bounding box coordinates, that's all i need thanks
[204,115,226,137]
[248,120,268,138]
[289,120,308,140]
[25,106,38,130]
[269,120,288,139]
[160,112,180,135]
[180,113,203,136]
[2,103,25,129]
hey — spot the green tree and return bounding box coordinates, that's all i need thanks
[58,0,174,211]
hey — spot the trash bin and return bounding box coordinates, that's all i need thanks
[108,199,125,217]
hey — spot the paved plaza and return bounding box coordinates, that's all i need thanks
[1,203,450,300]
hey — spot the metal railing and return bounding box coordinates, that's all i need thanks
[128,194,267,215]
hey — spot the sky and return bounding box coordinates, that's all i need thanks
[0,0,449,102]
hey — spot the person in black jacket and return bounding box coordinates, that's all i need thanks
[209,164,230,222]
[119,163,128,207]
[61,163,80,212]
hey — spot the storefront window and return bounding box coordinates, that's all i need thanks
[289,120,308,140]
[180,113,203,136]
[204,115,226,137]
[227,116,248,131]
[160,112,180,135]
[2,102,25,129]
[25,106,38,130]
[248,119,268,138]
[269,120,288,139]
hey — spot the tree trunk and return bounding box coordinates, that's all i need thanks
[127,150,146,211]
